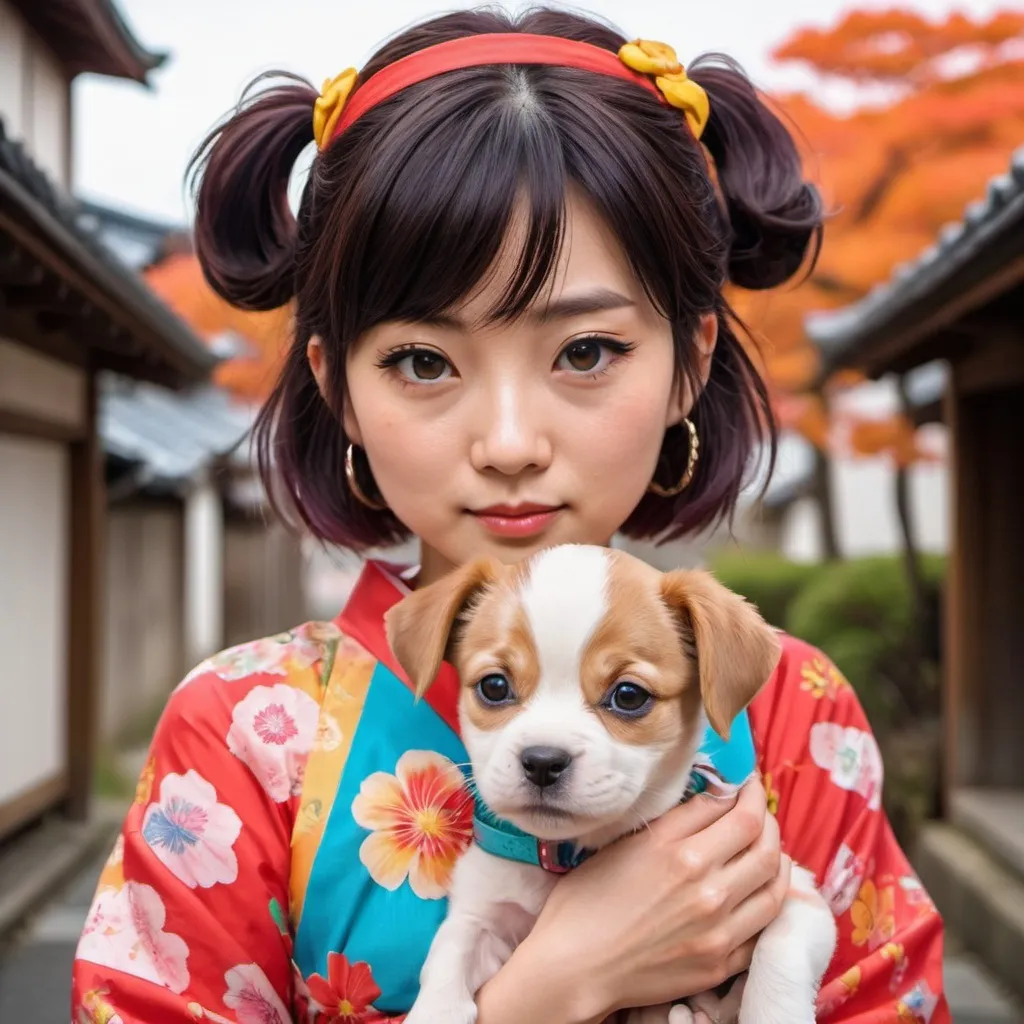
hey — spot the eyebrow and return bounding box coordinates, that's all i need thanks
[422,287,637,330]
[533,288,637,323]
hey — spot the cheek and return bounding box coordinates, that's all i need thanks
[560,364,676,504]
[601,735,666,784]
[344,366,461,515]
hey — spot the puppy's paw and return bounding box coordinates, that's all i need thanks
[405,993,477,1024]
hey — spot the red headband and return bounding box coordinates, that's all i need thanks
[327,34,666,145]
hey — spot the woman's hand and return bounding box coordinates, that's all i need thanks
[499,779,790,1022]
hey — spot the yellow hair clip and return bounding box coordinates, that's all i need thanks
[618,39,710,139]
[313,68,358,150]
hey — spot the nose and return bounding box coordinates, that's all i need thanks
[470,379,553,476]
[520,746,572,789]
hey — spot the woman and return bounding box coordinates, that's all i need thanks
[72,7,947,1023]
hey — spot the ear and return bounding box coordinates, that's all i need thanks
[660,569,781,739]
[307,336,361,442]
[384,558,504,699]
[307,337,329,399]
[666,314,719,427]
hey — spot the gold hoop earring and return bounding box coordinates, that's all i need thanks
[647,418,700,498]
[345,444,388,510]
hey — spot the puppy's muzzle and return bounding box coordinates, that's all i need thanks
[520,746,572,789]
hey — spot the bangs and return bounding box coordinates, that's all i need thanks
[321,67,574,338]
[305,61,726,354]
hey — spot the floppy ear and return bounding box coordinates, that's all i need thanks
[384,558,503,699]
[660,569,781,740]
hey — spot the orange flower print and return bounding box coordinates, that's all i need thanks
[763,771,780,816]
[306,952,382,1023]
[882,942,909,991]
[77,988,124,1024]
[352,750,474,899]
[851,879,896,949]
[134,756,156,806]
[817,965,861,1017]
[800,656,849,701]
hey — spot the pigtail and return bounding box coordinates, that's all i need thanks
[188,72,318,311]
[689,56,822,290]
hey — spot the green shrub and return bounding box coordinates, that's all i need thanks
[709,551,822,629]
[785,554,945,732]
[711,549,946,849]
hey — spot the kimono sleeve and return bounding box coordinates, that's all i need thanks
[748,635,950,1024]
[72,657,323,1024]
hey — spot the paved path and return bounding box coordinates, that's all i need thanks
[1,849,1020,1023]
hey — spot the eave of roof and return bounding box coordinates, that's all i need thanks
[0,124,217,388]
[807,144,1024,378]
[9,0,165,84]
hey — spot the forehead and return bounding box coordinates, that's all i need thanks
[450,189,646,329]
[460,546,682,673]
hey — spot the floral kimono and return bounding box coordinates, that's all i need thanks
[72,560,949,1023]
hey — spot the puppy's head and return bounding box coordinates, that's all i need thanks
[385,545,780,841]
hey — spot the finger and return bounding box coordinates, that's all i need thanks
[724,876,787,950]
[652,783,740,841]
[691,974,747,1023]
[718,815,785,910]
[682,779,767,866]
[724,936,757,978]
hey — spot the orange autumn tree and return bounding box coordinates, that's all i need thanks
[732,8,1024,461]
[145,252,293,401]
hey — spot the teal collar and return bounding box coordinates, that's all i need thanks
[471,714,753,874]
[473,763,714,873]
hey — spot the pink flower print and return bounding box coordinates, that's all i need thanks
[76,882,190,993]
[809,722,884,809]
[253,703,300,745]
[227,684,321,802]
[142,770,242,888]
[222,963,291,1024]
[821,842,867,916]
[176,637,291,691]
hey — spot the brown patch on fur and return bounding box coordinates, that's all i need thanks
[580,552,703,745]
[660,569,782,739]
[454,594,540,732]
[384,557,504,697]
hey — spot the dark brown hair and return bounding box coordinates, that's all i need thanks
[189,6,821,549]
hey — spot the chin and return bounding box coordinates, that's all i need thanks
[484,782,643,841]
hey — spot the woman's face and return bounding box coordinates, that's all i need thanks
[317,192,715,585]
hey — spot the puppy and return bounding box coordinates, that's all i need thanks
[385,544,836,1024]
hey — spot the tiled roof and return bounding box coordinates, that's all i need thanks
[807,144,1024,370]
[100,375,256,494]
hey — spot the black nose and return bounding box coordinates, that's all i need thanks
[520,746,572,789]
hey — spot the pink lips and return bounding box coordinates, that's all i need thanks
[470,502,565,539]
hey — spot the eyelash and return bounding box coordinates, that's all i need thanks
[374,336,638,385]
[559,336,637,378]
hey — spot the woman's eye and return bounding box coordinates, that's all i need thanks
[392,349,452,383]
[606,681,653,716]
[555,337,634,376]
[476,673,513,705]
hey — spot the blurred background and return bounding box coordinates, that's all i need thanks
[0,1,1021,1020]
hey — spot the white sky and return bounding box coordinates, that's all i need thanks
[74,0,1008,223]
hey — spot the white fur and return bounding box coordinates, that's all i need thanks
[405,546,837,1024]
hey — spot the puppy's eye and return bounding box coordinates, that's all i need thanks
[476,673,513,705]
[606,681,653,716]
